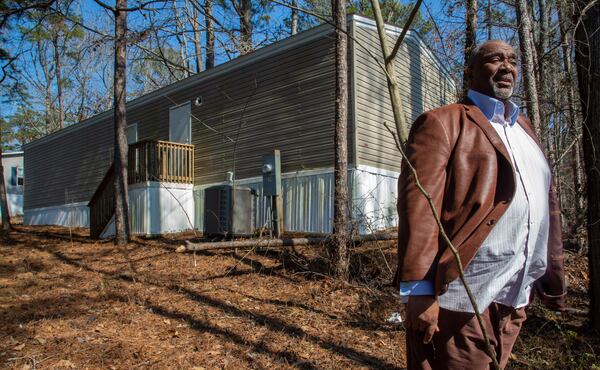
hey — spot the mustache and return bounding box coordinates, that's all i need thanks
[494,74,514,83]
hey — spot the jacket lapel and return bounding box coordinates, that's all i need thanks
[462,97,513,166]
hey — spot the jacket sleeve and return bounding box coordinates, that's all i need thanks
[393,111,452,288]
[534,183,567,310]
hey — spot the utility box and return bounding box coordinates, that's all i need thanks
[262,150,281,196]
[204,185,254,237]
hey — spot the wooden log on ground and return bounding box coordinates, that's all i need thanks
[177,232,396,253]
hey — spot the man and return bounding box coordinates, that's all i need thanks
[393,40,566,369]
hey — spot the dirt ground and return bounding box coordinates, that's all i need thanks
[0,226,598,369]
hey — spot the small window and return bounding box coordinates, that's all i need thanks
[10,167,17,186]
[11,166,23,186]
[17,167,24,186]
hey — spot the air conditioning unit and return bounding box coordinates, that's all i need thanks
[204,185,254,236]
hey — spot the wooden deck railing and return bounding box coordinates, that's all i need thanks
[89,140,194,238]
[128,140,194,184]
[88,163,115,239]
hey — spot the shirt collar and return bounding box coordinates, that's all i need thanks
[467,89,520,126]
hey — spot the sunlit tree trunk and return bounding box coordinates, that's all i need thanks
[515,0,542,137]
[239,0,253,54]
[463,0,477,96]
[331,0,349,280]
[205,0,214,70]
[191,1,202,73]
[52,32,64,130]
[558,1,586,247]
[291,0,298,35]
[113,0,130,245]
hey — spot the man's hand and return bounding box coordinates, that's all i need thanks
[405,295,440,344]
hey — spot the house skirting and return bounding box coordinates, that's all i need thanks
[101,181,195,237]
[194,165,399,235]
[24,182,195,237]
[24,166,398,236]
[24,202,89,227]
[3,193,23,217]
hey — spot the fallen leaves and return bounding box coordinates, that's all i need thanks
[13,343,25,351]
[55,359,75,368]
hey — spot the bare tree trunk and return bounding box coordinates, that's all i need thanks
[463,0,477,96]
[205,0,215,70]
[77,77,88,123]
[173,0,190,77]
[515,0,542,138]
[239,0,253,54]
[0,132,11,232]
[537,0,548,141]
[291,0,298,35]
[113,0,130,245]
[52,33,64,130]
[535,0,560,193]
[574,0,600,330]
[330,0,349,280]
[191,2,203,73]
[558,1,586,246]
[486,0,492,40]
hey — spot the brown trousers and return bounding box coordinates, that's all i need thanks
[406,303,527,370]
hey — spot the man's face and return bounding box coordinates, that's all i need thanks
[469,41,518,100]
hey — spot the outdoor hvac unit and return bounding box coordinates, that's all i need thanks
[204,185,254,236]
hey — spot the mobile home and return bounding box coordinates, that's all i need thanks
[23,14,456,236]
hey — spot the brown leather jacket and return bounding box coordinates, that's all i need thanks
[393,98,567,310]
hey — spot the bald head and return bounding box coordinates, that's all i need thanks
[467,40,518,100]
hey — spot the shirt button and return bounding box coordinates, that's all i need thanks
[486,219,496,226]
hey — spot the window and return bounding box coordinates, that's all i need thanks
[17,167,23,186]
[127,123,138,145]
[11,166,23,187]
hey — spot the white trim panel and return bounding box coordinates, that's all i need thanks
[24,202,89,227]
[102,182,195,237]
[351,165,399,234]
[5,194,23,217]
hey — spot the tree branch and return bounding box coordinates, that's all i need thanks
[386,0,422,63]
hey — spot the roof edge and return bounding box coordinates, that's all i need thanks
[2,151,24,157]
[350,14,458,92]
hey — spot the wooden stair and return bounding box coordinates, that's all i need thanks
[88,163,115,239]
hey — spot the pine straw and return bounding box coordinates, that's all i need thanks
[0,226,404,369]
[0,226,597,369]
